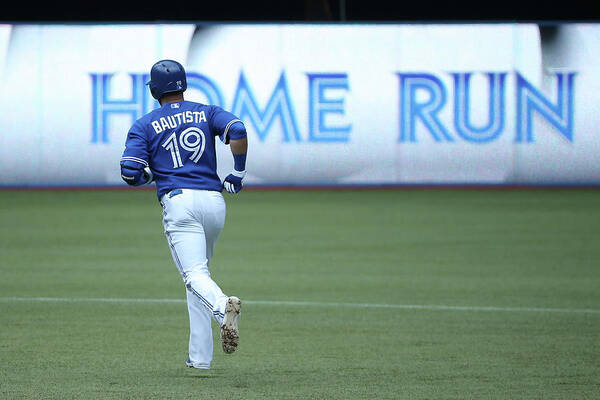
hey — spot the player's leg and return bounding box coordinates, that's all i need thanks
[162,190,219,367]
[182,190,242,355]
[163,190,228,320]
[196,190,242,354]
[163,225,213,367]
[195,190,229,322]
[178,190,235,322]
[184,289,212,369]
[169,230,228,324]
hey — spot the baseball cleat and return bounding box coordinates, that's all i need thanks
[220,296,242,354]
[185,357,210,369]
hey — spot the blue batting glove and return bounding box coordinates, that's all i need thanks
[223,170,246,194]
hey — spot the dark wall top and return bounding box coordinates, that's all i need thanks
[1,0,598,23]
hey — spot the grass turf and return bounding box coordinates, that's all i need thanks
[0,189,599,399]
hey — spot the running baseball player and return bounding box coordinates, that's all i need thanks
[119,59,248,369]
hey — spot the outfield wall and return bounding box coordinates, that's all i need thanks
[0,23,599,187]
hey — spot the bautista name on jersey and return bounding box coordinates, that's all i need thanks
[120,101,246,200]
[150,109,208,134]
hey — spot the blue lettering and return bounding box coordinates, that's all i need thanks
[307,73,351,142]
[516,72,576,143]
[186,72,224,107]
[453,72,506,143]
[231,72,301,142]
[90,73,148,143]
[397,73,453,142]
[91,69,578,146]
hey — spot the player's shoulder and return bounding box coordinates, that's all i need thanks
[181,100,216,112]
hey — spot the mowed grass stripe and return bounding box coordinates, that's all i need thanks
[2,296,599,314]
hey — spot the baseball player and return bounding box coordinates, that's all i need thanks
[119,59,247,369]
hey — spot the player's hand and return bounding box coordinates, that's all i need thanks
[223,170,246,194]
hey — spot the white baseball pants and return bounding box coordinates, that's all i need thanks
[161,188,229,369]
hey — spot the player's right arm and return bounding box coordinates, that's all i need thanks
[120,122,153,186]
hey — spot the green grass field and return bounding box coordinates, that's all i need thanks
[1,189,599,399]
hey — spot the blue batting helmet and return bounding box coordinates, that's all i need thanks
[146,59,187,100]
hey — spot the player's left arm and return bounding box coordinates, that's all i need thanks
[224,135,248,194]
[120,123,154,186]
[210,106,248,194]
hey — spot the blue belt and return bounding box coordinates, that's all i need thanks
[168,189,183,198]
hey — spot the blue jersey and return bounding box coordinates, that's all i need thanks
[121,101,242,200]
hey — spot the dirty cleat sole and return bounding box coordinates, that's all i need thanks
[221,296,241,354]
